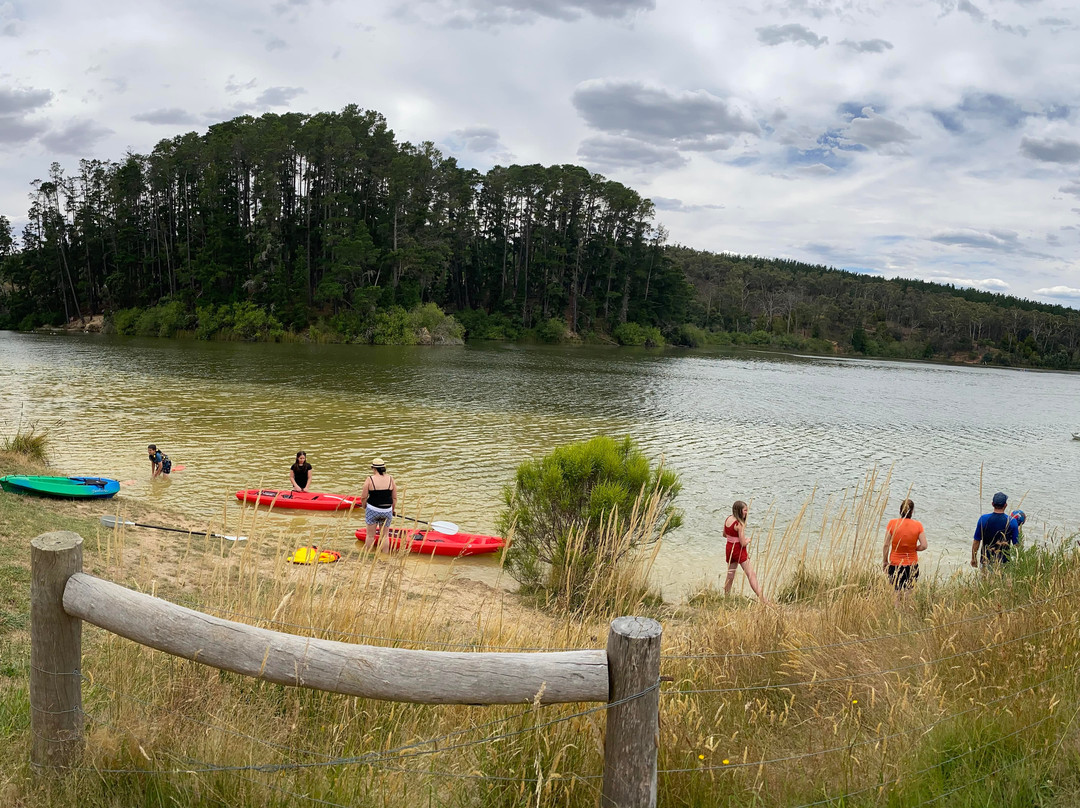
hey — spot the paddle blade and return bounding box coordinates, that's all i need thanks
[220,534,247,542]
[172,464,186,473]
[100,515,136,528]
[430,520,459,535]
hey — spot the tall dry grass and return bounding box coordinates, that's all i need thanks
[8,485,1080,808]
[0,416,62,463]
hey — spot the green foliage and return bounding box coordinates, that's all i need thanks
[497,436,681,609]
[371,306,416,345]
[0,418,58,462]
[671,324,710,347]
[455,309,523,340]
[109,308,140,335]
[408,302,464,344]
[613,322,664,346]
[535,317,569,343]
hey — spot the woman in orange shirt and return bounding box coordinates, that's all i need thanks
[882,498,927,596]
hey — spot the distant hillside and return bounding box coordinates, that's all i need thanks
[669,246,1080,369]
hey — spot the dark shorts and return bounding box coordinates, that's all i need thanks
[725,540,749,564]
[887,564,919,590]
[981,545,1012,565]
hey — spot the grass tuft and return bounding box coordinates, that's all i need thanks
[0,417,62,463]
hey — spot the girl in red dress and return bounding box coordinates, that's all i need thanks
[723,500,767,602]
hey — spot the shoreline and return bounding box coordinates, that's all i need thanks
[19,323,1080,376]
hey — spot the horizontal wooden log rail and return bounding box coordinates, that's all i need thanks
[63,572,609,704]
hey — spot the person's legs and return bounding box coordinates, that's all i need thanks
[740,560,767,602]
[723,561,739,594]
[376,515,391,552]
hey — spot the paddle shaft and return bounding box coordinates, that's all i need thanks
[101,515,243,541]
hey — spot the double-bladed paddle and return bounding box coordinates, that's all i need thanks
[396,515,459,535]
[101,514,247,541]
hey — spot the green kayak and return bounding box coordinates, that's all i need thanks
[0,475,121,499]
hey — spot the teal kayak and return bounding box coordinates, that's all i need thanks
[0,475,121,499]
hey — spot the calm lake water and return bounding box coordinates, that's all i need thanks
[2,332,1078,597]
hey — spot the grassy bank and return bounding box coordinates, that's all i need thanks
[1,459,1079,806]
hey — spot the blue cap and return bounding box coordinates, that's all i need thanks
[992,492,1008,508]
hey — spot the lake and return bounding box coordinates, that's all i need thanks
[1,331,1077,597]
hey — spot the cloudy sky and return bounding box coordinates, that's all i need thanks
[2,0,1080,305]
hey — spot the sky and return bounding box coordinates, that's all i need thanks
[2,0,1080,307]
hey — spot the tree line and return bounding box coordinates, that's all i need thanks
[0,106,685,343]
[0,104,1077,368]
[674,248,1080,369]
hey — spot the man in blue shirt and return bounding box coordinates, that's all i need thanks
[970,492,1020,568]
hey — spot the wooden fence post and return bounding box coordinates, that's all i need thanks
[30,531,84,769]
[602,616,662,808]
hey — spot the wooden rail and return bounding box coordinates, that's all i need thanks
[30,531,662,807]
[63,572,608,704]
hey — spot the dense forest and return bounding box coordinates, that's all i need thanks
[0,104,1078,368]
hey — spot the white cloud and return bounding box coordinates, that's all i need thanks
[929,276,1010,292]
[1034,285,1080,299]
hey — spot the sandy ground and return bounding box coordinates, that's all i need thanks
[65,496,578,649]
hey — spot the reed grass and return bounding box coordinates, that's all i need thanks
[2,480,1080,807]
[0,416,62,463]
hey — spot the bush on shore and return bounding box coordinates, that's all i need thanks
[104,300,464,345]
[498,436,681,612]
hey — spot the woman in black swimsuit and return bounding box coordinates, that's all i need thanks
[290,451,312,492]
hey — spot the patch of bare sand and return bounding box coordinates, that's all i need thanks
[82,499,583,651]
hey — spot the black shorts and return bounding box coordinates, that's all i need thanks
[887,564,919,590]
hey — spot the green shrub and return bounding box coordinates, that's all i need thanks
[194,304,224,340]
[156,301,190,337]
[110,308,141,336]
[134,307,161,336]
[672,324,710,347]
[613,322,647,346]
[409,302,464,344]
[536,317,569,343]
[497,436,681,612]
[371,306,416,345]
[456,309,523,341]
[612,322,664,347]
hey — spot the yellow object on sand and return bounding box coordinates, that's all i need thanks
[287,546,341,564]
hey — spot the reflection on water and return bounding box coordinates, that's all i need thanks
[2,332,1078,597]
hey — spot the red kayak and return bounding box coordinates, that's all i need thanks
[236,489,361,511]
[355,527,505,557]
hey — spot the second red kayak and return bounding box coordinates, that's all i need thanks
[355,527,505,556]
[236,489,360,511]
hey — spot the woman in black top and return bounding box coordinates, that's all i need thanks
[290,451,313,492]
[360,458,396,550]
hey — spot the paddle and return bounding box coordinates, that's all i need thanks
[396,515,459,535]
[100,514,247,541]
